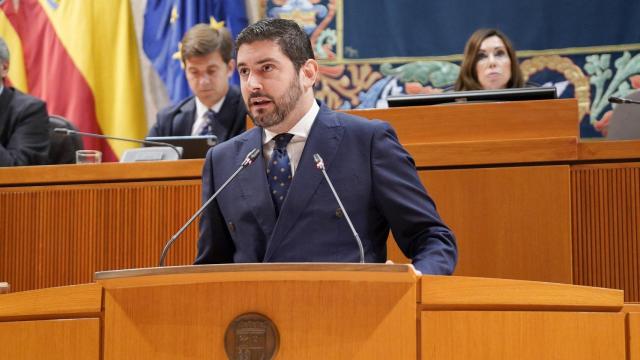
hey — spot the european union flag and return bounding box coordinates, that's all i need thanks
[143,0,248,104]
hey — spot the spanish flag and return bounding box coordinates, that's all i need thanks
[0,0,146,161]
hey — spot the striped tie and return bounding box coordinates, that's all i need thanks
[198,109,216,136]
[267,133,294,216]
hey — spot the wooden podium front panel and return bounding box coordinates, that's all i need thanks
[103,274,416,359]
[0,318,100,359]
[626,304,640,360]
[388,165,572,283]
[421,311,625,359]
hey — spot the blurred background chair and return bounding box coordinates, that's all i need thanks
[48,115,84,164]
[607,90,640,140]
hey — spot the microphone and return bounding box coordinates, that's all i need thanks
[313,153,365,264]
[53,128,182,159]
[158,148,261,266]
[609,96,640,105]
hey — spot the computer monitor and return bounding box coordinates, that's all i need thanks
[386,86,557,108]
[144,135,217,159]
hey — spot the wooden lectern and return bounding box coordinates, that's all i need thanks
[0,264,631,359]
[97,264,417,359]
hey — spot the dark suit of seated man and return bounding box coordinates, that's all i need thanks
[194,19,457,275]
[0,37,49,167]
[148,24,246,141]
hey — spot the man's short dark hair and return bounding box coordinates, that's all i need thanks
[181,24,233,64]
[235,18,315,72]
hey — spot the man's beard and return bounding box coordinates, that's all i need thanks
[247,75,303,129]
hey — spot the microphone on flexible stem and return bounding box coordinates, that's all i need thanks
[609,96,640,105]
[158,148,261,267]
[53,128,183,159]
[313,153,365,264]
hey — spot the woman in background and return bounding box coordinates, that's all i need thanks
[454,28,525,91]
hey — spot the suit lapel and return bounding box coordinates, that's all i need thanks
[263,106,344,261]
[212,101,230,141]
[235,128,277,243]
[0,88,14,136]
[174,98,196,135]
[212,87,240,141]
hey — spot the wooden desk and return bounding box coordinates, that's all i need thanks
[0,266,628,359]
[1,99,638,303]
[0,283,101,359]
[349,98,578,167]
[0,160,203,291]
[419,275,625,359]
[626,303,640,360]
[348,100,639,301]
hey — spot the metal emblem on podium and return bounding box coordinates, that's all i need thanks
[224,313,279,360]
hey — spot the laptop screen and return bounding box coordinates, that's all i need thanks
[144,135,218,159]
[386,86,558,108]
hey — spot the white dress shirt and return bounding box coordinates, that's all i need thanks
[262,101,320,176]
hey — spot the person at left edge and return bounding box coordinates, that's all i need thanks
[0,36,50,167]
[148,24,247,141]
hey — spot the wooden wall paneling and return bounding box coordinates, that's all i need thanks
[389,165,573,283]
[571,164,640,301]
[1,189,38,291]
[0,180,202,292]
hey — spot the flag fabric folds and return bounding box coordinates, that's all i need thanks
[0,0,147,161]
[143,0,248,105]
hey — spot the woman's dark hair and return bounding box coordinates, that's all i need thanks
[454,28,524,91]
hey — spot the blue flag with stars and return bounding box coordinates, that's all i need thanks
[143,0,248,104]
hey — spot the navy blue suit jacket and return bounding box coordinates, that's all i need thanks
[194,103,457,274]
[148,85,246,142]
[0,87,50,166]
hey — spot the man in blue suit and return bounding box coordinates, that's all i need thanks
[148,24,246,141]
[194,19,457,274]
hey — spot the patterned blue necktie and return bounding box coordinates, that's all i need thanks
[267,133,294,215]
[198,109,216,136]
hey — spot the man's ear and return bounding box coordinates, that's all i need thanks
[0,61,8,79]
[300,59,319,89]
[227,59,235,79]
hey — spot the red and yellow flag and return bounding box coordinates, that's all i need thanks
[0,0,146,161]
